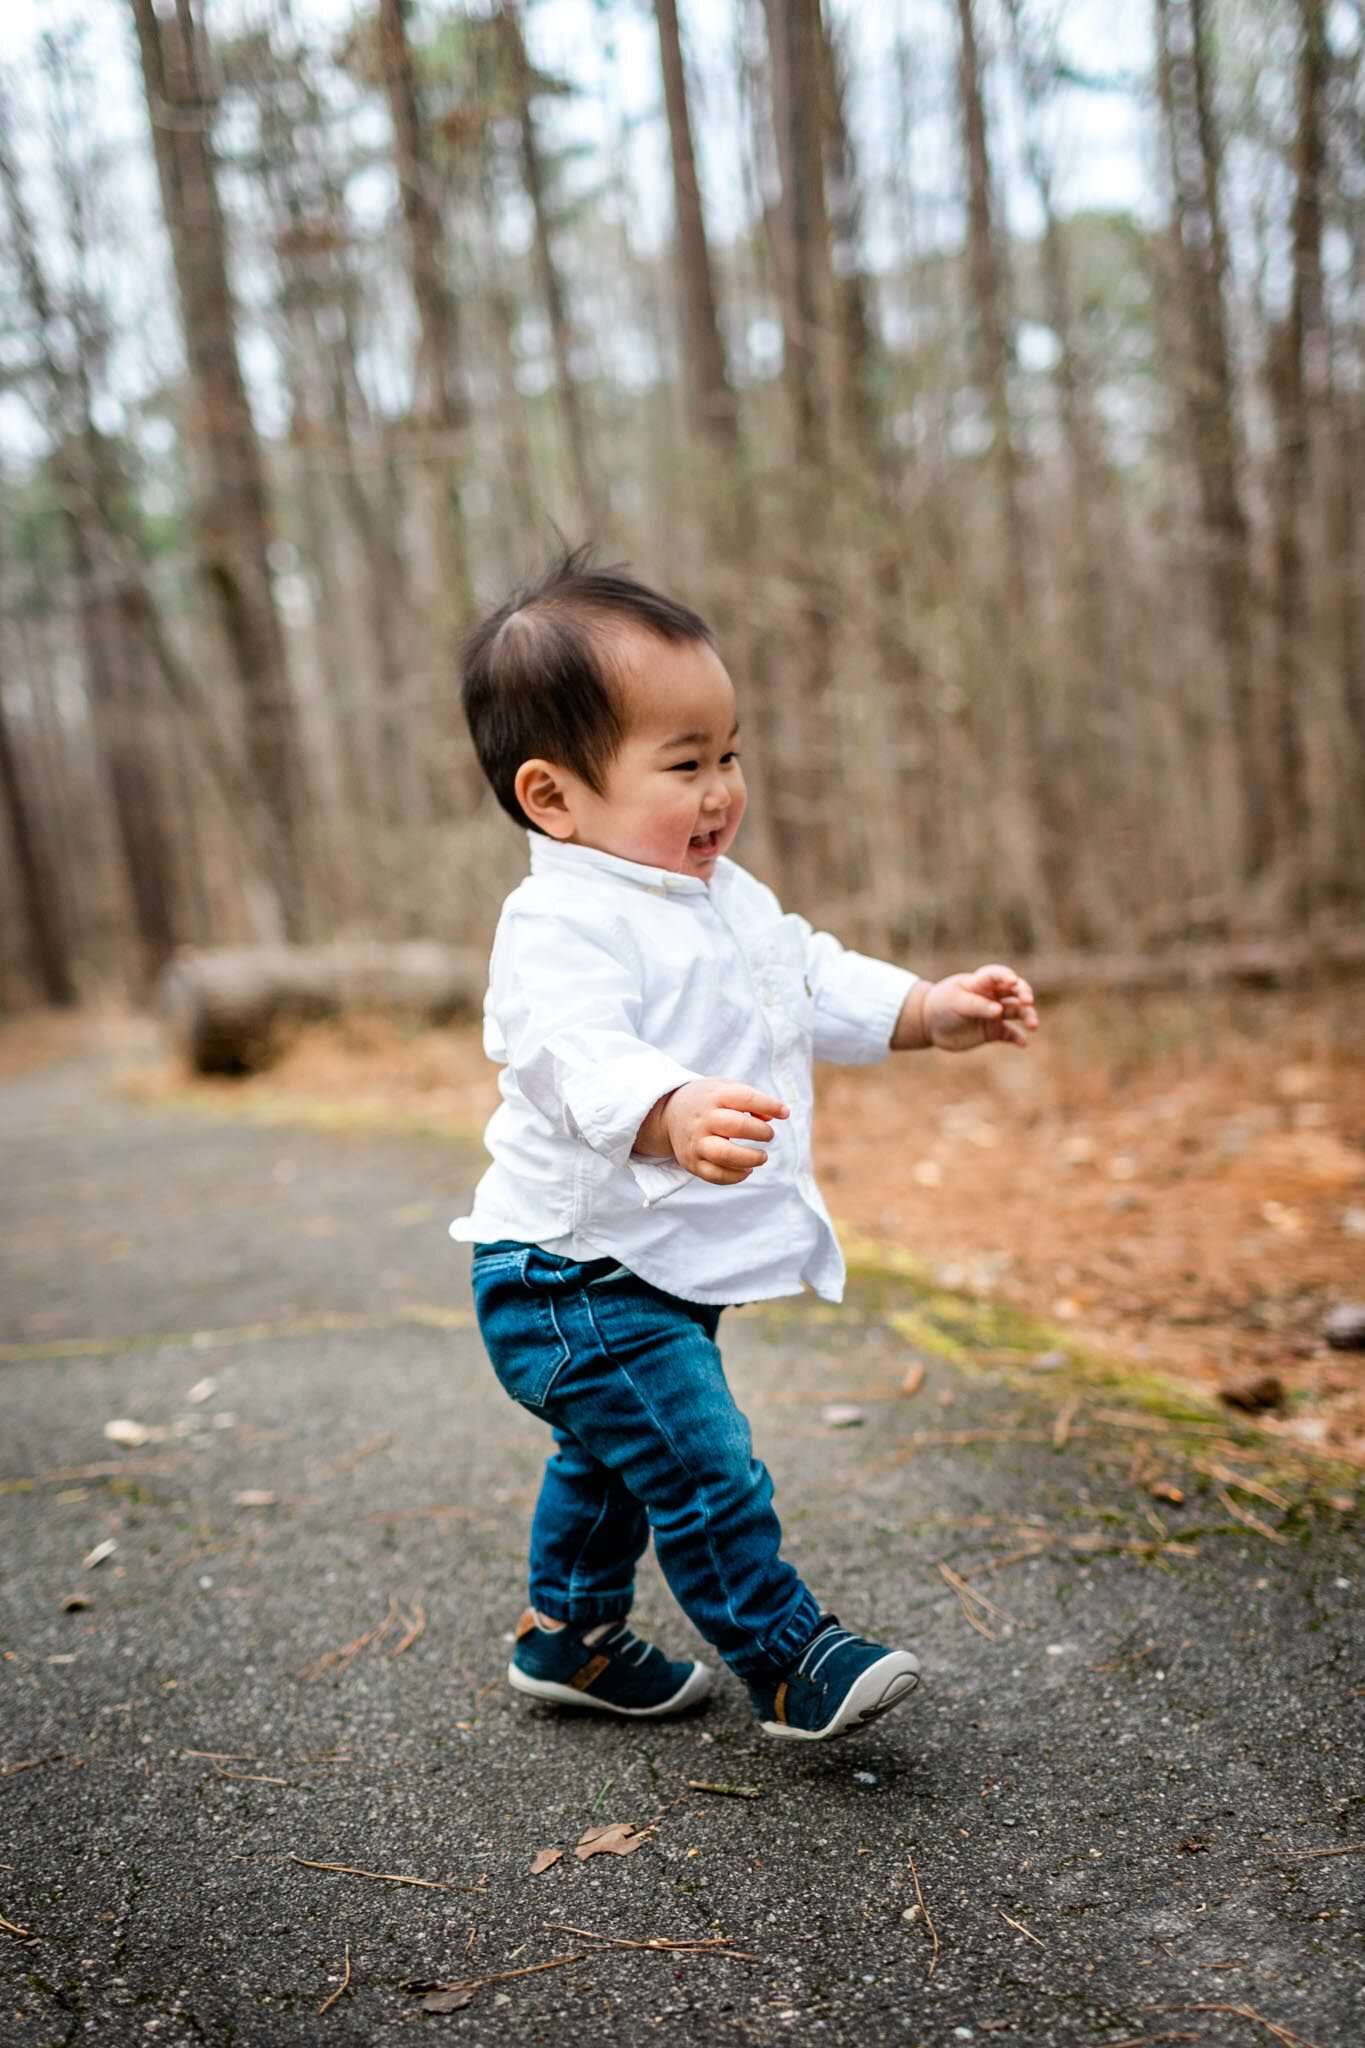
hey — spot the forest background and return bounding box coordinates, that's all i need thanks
[0,0,1362,1002]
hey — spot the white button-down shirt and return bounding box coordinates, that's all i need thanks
[450,836,917,1305]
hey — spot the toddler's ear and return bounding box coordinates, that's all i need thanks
[515,759,575,839]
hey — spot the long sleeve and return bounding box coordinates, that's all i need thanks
[490,903,698,1204]
[801,923,918,1065]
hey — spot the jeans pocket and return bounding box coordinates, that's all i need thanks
[472,1249,572,1410]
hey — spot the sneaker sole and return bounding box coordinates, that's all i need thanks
[760,1651,921,1741]
[507,1659,712,1718]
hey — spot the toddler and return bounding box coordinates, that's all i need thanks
[451,549,1038,1741]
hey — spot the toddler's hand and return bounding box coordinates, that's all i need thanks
[924,965,1039,1053]
[662,1080,790,1185]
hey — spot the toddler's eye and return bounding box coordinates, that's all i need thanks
[721,751,740,765]
[668,760,700,773]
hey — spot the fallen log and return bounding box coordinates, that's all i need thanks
[159,943,482,1075]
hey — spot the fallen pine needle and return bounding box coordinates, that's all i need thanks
[544,1922,758,1963]
[1148,2001,1324,2048]
[215,1768,292,1786]
[1103,2035,1199,2046]
[0,1754,65,1778]
[288,1854,484,1893]
[686,1780,762,1801]
[1196,1461,1291,1511]
[995,1906,1043,1947]
[1215,1487,1288,1546]
[1,1912,33,1939]
[406,1953,581,2001]
[975,1545,1048,1576]
[937,1561,1018,1641]
[907,1856,939,1980]
[296,1594,402,1680]
[1285,1841,1365,1861]
[316,1942,351,2016]
[391,1601,427,1656]
[324,1432,394,1478]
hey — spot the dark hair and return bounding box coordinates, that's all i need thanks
[460,545,716,831]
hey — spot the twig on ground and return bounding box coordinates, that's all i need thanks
[214,1767,292,1786]
[686,1781,763,1800]
[1215,1487,1288,1546]
[316,1942,352,2016]
[180,1750,258,1763]
[995,1906,1044,1947]
[1285,1841,1365,1861]
[907,1856,939,1980]
[1148,2001,1324,2048]
[0,1754,65,1778]
[287,1854,485,1893]
[1,1912,34,1939]
[1053,1399,1080,1450]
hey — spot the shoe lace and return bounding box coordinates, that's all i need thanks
[599,1622,655,1666]
[795,1619,867,1683]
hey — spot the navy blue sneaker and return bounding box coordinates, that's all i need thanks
[749,1616,920,1741]
[507,1610,711,1717]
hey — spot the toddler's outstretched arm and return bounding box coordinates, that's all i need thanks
[892,964,1038,1054]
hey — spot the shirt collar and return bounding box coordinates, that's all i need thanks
[527,834,710,895]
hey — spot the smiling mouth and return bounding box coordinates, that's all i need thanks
[689,828,723,856]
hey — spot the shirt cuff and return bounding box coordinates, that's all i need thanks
[561,1049,701,1171]
[814,959,919,1064]
[625,1157,695,1208]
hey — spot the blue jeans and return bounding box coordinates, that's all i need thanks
[470,1242,821,1681]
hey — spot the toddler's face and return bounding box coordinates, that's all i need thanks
[564,629,747,880]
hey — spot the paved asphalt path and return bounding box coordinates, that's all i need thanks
[2,1053,1361,2048]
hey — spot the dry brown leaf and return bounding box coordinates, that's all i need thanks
[530,1848,563,1875]
[422,1988,475,2013]
[1148,1480,1185,1505]
[900,1363,926,1398]
[575,1822,649,1860]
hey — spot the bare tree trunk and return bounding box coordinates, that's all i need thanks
[377,0,472,652]
[0,655,77,1008]
[0,86,181,983]
[759,0,846,911]
[813,11,881,469]
[1155,0,1263,885]
[654,0,739,451]
[762,0,832,465]
[130,0,309,938]
[1270,0,1327,905]
[62,480,180,985]
[500,3,605,535]
[953,0,1051,946]
[955,0,1025,615]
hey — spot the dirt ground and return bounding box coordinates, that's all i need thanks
[18,975,1365,1462]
